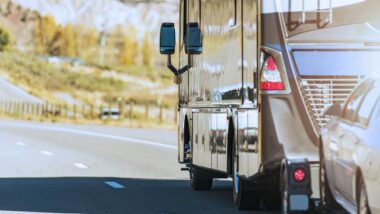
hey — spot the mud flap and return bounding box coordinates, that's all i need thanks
[282,159,313,212]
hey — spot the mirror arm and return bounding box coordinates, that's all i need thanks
[167,55,178,75]
[167,54,193,76]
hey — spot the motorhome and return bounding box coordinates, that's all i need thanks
[160,0,375,212]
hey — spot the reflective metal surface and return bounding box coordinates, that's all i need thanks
[177,0,259,177]
[321,75,380,213]
[299,77,362,129]
[177,0,380,185]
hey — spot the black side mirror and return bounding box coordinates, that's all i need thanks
[160,23,175,55]
[185,22,202,55]
[323,104,342,117]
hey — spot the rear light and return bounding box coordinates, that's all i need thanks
[293,168,306,182]
[260,56,285,90]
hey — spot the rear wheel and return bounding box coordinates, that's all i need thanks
[281,167,291,214]
[232,143,260,210]
[320,147,340,210]
[190,166,213,191]
[358,177,371,214]
[263,190,281,210]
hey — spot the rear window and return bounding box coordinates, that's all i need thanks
[357,81,380,126]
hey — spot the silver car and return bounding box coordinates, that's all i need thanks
[320,74,380,214]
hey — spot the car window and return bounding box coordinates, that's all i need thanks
[369,99,380,126]
[342,80,372,122]
[357,81,380,127]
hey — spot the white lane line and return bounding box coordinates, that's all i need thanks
[105,181,125,189]
[40,150,53,156]
[74,163,88,169]
[0,123,177,150]
[16,141,26,146]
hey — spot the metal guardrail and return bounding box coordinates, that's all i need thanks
[0,101,177,124]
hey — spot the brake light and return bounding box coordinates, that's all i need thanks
[260,56,285,91]
[293,168,306,182]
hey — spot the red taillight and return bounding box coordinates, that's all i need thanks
[260,82,285,90]
[293,168,306,182]
[266,56,277,70]
[261,56,285,91]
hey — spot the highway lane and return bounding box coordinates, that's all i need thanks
[0,78,42,103]
[0,120,279,214]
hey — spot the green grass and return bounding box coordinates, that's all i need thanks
[0,51,125,94]
[0,50,176,107]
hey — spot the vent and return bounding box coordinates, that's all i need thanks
[299,76,362,130]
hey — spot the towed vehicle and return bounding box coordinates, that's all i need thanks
[320,74,380,214]
[160,0,380,212]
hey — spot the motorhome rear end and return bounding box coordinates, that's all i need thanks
[160,0,379,212]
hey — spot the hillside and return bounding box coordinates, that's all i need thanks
[0,0,178,107]
[12,0,178,36]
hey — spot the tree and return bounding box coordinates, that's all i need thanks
[141,32,153,68]
[48,25,63,55]
[82,28,99,63]
[76,26,99,63]
[34,15,59,55]
[119,26,138,67]
[61,24,77,57]
[0,28,9,51]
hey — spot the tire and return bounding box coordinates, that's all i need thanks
[190,165,213,191]
[232,143,261,210]
[319,146,340,210]
[263,190,281,210]
[281,168,290,214]
[357,177,371,214]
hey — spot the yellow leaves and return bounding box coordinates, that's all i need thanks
[119,26,138,66]
[142,32,152,68]
[32,15,155,68]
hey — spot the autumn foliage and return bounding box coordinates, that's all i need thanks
[33,15,154,68]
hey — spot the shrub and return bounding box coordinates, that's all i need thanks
[0,28,10,51]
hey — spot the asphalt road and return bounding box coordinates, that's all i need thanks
[0,119,280,214]
[0,78,42,103]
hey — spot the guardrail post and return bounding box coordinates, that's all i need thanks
[159,104,163,123]
[73,104,77,120]
[20,102,24,117]
[16,102,20,117]
[108,102,112,120]
[90,105,94,119]
[99,105,103,120]
[145,104,149,120]
[129,102,133,120]
[81,105,86,119]
[118,101,124,121]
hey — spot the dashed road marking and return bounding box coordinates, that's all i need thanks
[16,141,26,146]
[40,150,53,156]
[105,181,125,189]
[74,163,88,169]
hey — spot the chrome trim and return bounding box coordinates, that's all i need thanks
[299,77,362,130]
